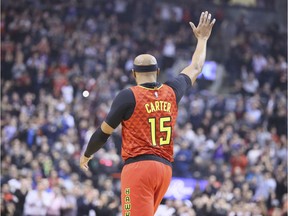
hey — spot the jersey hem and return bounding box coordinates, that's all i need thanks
[124,154,172,167]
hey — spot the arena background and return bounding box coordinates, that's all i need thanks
[1,0,287,215]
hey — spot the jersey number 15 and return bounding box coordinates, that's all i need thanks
[148,116,172,146]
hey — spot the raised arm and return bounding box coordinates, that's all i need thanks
[181,11,216,85]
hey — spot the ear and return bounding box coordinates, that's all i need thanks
[157,68,160,76]
[132,69,136,78]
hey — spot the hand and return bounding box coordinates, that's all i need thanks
[189,11,216,41]
[80,154,93,171]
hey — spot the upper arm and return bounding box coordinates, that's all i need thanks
[104,88,135,130]
[165,74,192,104]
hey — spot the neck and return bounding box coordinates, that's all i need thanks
[137,78,157,85]
[136,73,157,85]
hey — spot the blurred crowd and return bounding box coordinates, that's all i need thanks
[1,0,287,216]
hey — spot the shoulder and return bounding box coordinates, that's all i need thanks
[116,88,134,98]
[113,88,135,105]
[164,74,192,104]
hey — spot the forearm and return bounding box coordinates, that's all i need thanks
[191,39,207,74]
[181,38,207,84]
[84,126,110,157]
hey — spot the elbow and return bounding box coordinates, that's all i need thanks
[191,63,203,73]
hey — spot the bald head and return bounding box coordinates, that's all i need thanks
[132,54,159,84]
[134,54,157,67]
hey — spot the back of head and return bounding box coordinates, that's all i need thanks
[133,54,158,73]
[134,54,157,67]
[132,54,159,84]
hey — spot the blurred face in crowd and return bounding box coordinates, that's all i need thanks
[37,181,46,191]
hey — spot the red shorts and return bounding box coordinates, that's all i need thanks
[121,160,172,216]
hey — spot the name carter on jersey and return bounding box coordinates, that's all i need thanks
[145,101,171,113]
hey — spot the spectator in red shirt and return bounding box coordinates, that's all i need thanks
[230,148,248,175]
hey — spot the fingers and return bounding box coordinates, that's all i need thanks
[207,13,211,24]
[199,12,205,25]
[199,11,208,25]
[81,161,89,171]
[203,11,208,25]
[81,164,88,171]
[80,155,92,171]
[210,18,216,27]
[189,22,196,31]
[83,165,89,171]
[199,11,215,26]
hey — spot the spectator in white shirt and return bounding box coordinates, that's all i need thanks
[247,143,262,165]
[24,179,52,216]
[47,187,66,216]
[252,53,267,74]
[243,73,259,95]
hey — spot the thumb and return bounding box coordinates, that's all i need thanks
[189,22,196,31]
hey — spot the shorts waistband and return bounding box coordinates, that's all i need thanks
[124,154,172,168]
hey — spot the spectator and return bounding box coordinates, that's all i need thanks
[247,143,262,165]
[230,149,248,175]
[23,179,52,216]
[242,73,259,95]
[174,140,193,178]
[61,187,78,216]
[46,187,66,216]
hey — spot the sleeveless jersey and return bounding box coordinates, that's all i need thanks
[121,84,178,162]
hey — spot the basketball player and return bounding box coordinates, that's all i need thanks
[80,11,216,216]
